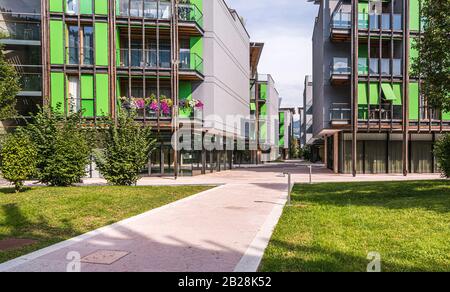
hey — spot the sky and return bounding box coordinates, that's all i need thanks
[226,0,318,108]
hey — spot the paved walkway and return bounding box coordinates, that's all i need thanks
[0,162,441,272]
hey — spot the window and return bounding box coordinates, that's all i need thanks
[68,26,79,64]
[68,76,80,113]
[67,0,79,14]
[83,26,94,65]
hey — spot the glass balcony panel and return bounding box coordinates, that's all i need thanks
[119,0,129,16]
[332,11,351,29]
[130,0,143,17]
[381,58,390,75]
[20,73,42,92]
[393,59,402,76]
[180,50,191,70]
[144,0,158,18]
[393,14,402,30]
[330,103,351,121]
[159,49,171,68]
[332,57,350,75]
[66,0,79,15]
[381,14,391,30]
[158,1,171,19]
[0,21,41,41]
[358,13,368,29]
[358,57,368,75]
[369,58,379,75]
[178,3,203,27]
[369,14,379,30]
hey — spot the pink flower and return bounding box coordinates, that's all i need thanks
[135,99,145,109]
[195,100,204,108]
[149,100,159,111]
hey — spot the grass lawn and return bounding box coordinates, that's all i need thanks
[0,185,212,264]
[260,180,450,272]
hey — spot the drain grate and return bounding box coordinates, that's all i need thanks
[81,250,130,265]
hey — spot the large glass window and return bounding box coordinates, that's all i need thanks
[83,26,94,65]
[68,26,79,64]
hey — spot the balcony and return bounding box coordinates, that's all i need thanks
[178,2,203,28]
[330,103,351,126]
[180,51,204,75]
[118,0,171,19]
[118,48,171,68]
[358,58,402,77]
[330,11,351,42]
[0,21,41,45]
[330,57,351,85]
[359,13,402,31]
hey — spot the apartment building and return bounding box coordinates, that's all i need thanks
[0,0,254,176]
[311,0,450,175]
[302,75,314,147]
[279,106,295,160]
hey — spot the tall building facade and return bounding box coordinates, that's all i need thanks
[311,0,450,175]
[0,0,257,176]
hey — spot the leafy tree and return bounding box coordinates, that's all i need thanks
[0,34,21,120]
[24,106,90,186]
[0,132,37,192]
[434,134,450,178]
[412,0,450,112]
[95,111,156,186]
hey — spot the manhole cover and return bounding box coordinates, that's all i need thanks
[81,250,130,265]
[0,238,37,251]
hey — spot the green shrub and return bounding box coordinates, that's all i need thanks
[434,134,450,178]
[0,35,21,121]
[0,132,37,192]
[24,106,90,186]
[95,112,155,186]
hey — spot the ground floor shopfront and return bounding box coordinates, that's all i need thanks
[324,132,445,174]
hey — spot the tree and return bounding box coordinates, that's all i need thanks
[94,111,156,186]
[412,0,450,112]
[0,34,21,120]
[24,106,90,186]
[0,132,37,192]
[434,134,450,178]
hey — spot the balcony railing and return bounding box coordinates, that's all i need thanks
[118,0,172,19]
[359,13,402,31]
[331,11,351,29]
[178,2,203,27]
[0,21,40,41]
[118,48,171,68]
[180,51,204,74]
[330,103,351,121]
[358,58,402,76]
[20,73,42,92]
[331,57,351,75]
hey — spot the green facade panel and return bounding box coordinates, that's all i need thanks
[49,0,64,12]
[381,83,396,101]
[358,83,368,105]
[410,0,421,31]
[392,84,403,106]
[49,20,64,65]
[96,74,109,116]
[95,22,109,66]
[82,100,95,117]
[369,83,379,105]
[179,81,193,118]
[95,0,108,15]
[260,83,267,100]
[409,82,419,120]
[81,75,94,100]
[50,72,65,111]
[80,0,93,14]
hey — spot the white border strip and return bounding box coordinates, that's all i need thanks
[233,193,287,272]
[0,184,226,272]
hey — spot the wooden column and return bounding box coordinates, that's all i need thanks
[333,132,339,174]
[402,0,410,176]
[351,0,359,177]
[323,135,328,166]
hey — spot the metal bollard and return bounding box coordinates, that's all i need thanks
[309,165,312,184]
[284,172,292,206]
